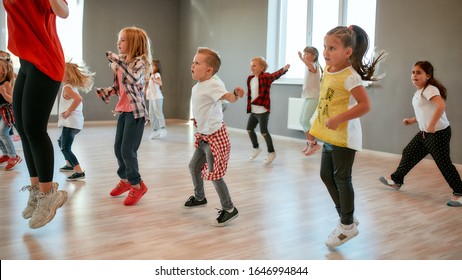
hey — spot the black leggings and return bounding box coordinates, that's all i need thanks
[13,59,61,182]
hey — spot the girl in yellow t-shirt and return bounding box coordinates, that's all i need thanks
[310,25,385,250]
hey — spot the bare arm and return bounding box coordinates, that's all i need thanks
[325,85,371,130]
[49,0,69,19]
[221,87,244,103]
[403,117,417,126]
[426,95,446,133]
[298,51,317,73]
[0,81,13,103]
[61,86,82,119]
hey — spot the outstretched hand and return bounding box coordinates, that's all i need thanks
[234,87,245,98]
[283,64,291,72]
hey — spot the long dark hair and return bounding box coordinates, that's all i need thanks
[327,25,386,81]
[414,61,447,100]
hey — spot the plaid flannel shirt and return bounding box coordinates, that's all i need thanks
[194,123,231,181]
[246,67,288,113]
[96,54,148,120]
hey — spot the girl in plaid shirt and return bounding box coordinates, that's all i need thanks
[96,26,152,206]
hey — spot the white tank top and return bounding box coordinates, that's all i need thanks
[58,84,84,130]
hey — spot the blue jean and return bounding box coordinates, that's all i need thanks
[189,140,234,211]
[0,116,16,157]
[148,99,166,131]
[320,143,356,225]
[114,112,145,186]
[57,127,81,167]
[246,112,274,152]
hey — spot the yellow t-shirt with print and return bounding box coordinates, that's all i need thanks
[310,66,363,151]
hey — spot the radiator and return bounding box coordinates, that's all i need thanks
[287,97,304,131]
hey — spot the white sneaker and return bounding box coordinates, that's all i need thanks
[325,223,359,249]
[159,128,167,138]
[264,152,276,165]
[149,131,160,139]
[249,148,262,160]
[29,184,68,229]
[21,183,59,219]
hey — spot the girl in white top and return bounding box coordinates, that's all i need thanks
[57,62,94,181]
[310,25,385,249]
[146,59,167,139]
[298,46,321,156]
[380,61,462,207]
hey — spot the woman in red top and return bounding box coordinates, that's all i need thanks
[3,0,69,229]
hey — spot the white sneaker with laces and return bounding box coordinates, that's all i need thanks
[29,185,68,229]
[149,131,160,139]
[159,128,167,138]
[264,152,276,165]
[249,148,262,160]
[325,223,359,249]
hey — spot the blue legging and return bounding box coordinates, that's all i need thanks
[13,59,61,182]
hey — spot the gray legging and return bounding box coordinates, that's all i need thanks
[13,59,61,182]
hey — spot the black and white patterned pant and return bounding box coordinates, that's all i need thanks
[391,126,462,196]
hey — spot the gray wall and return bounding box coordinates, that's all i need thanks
[82,0,180,121]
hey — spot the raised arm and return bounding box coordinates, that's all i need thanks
[221,87,244,103]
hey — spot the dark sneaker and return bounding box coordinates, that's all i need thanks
[184,196,207,208]
[67,172,85,181]
[211,207,239,227]
[59,165,73,172]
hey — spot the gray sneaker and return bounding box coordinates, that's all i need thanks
[29,184,68,229]
[21,183,59,219]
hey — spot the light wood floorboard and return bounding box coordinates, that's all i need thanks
[1,119,461,260]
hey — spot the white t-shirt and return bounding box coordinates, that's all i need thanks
[58,84,84,130]
[250,76,267,114]
[301,62,321,99]
[191,77,227,135]
[146,72,164,100]
[412,84,449,132]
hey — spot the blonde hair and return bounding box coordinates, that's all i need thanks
[251,56,268,72]
[0,51,15,87]
[119,26,153,85]
[197,47,221,75]
[64,62,95,93]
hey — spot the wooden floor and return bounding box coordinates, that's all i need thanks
[1,119,461,260]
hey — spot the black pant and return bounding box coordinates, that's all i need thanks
[320,143,356,225]
[246,112,274,153]
[13,59,61,182]
[391,126,462,196]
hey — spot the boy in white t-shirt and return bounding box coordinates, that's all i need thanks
[184,47,244,226]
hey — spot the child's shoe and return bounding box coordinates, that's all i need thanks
[264,152,276,165]
[123,181,148,206]
[149,130,160,139]
[159,128,167,138]
[184,196,208,208]
[29,183,67,229]
[378,176,402,190]
[67,172,85,181]
[59,164,73,172]
[249,148,262,160]
[211,207,239,227]
[325,222,359,249]
[0,155,9,164]
[110,180,131,196]
[5,155,22,170]
[447,196,462,207]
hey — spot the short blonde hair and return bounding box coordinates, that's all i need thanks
[251,56,268,72]
[197,47,221,75]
